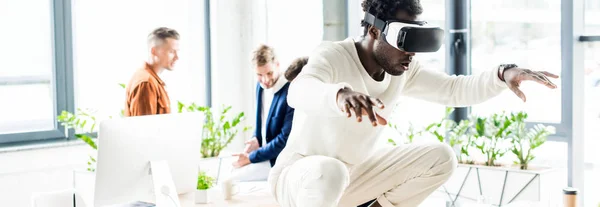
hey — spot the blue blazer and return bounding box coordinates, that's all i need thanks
[248,82,294,167]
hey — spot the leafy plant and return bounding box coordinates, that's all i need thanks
[508,112,555,170]
[196,171,215,190]
[388,122,423,146]
[473,113,513,167]
[119,83,126,117]
[425,107,458,143]
[424,107,473,163]
[449,119,472,163]
[178,102,251,158]
[57,109,99,172]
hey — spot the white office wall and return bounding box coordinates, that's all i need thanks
[210,0,324,152]
[210,0,268,152]
[0,145,91,206]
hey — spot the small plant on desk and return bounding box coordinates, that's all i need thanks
[195,171,215,204]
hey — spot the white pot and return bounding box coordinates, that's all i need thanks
[198,156,238,183]
[195,189,211,204]
[439,164,560,206]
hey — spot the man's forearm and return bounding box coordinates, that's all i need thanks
[402,67,508,107]
[287,76,351,117]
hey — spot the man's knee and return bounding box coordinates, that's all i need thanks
[428,143,457,175]
[304,156,349,190]
[286,156,349,206]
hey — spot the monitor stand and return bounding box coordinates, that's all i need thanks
[149,160,182,207]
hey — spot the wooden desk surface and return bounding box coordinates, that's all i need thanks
[178,182,279,207]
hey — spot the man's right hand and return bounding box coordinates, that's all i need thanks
[336,88,387,126]
[244,137,260,153]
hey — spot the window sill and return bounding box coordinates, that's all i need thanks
[0,138,87,154]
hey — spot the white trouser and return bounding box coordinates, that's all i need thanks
[228,161,272,182]
[269,143,457,207]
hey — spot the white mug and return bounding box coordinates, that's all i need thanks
[221,179,240,200]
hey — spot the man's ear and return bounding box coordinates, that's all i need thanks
[150,47,157,56]
[368,26,381,39]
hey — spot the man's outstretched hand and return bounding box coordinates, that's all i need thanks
[232,152,250,168]
[336,88,387,126]
[503,68,559,102]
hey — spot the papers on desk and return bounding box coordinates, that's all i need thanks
[104,201,156,207]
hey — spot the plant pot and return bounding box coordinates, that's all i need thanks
[198,156,237,183]
[439,163,561,206]
[195,189,211,204]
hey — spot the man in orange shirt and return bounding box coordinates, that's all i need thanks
[124,27,180,117]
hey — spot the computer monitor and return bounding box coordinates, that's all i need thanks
[93,112,204,206]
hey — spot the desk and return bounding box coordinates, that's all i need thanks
[178,188,279,207]
[74,166,279,207]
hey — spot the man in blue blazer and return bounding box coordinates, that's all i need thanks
[231,45,300,181]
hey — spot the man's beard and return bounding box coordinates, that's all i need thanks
[374,51,405,76]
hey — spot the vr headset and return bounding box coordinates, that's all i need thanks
[363,12,444,53]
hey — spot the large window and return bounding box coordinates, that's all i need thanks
[265,0,323,68]
[0,0,207,144]
[583,1,600,205]
[346,0,447,144]
[72,0,207,123]
[384,0,447,142]
[470,0,562,124]
[0,0,56,135]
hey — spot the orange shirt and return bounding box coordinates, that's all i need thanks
[124,63,171,117]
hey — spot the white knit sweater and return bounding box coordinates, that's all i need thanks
[274,37,508,170]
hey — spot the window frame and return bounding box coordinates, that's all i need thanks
[449,0,588,199]
[0,0,214,145]
[0,0,74,144]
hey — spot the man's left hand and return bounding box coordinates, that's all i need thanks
[244,137,260,153]
[503,68,559,102]
[232,152,251,168]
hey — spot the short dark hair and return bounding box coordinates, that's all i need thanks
[148,27,180,46]
[361,0,423,35]
[285,56,309,81]
[252,44,277,67]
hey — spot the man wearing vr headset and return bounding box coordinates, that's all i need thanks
[268,0,559,207]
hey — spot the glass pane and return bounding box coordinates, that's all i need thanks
[0,0,55,135]
[583,1,600,206]
[583,42,600,207]
[0,0,54,78]
[72,0,206,123]
[377,0,447,143]
[266,0,323,68]
[470,0,562,123]
[0,85,54,134]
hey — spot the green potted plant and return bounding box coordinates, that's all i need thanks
[57,109,99,172]
[442,111,558,206]
[388,122,423,146]
[508,112,555,170]
[57,108,102,206]
[195,171,215,204]
[473,113,513,167]
[178,102,251,158]
[447,119,472,163]
[424,107,472,163]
